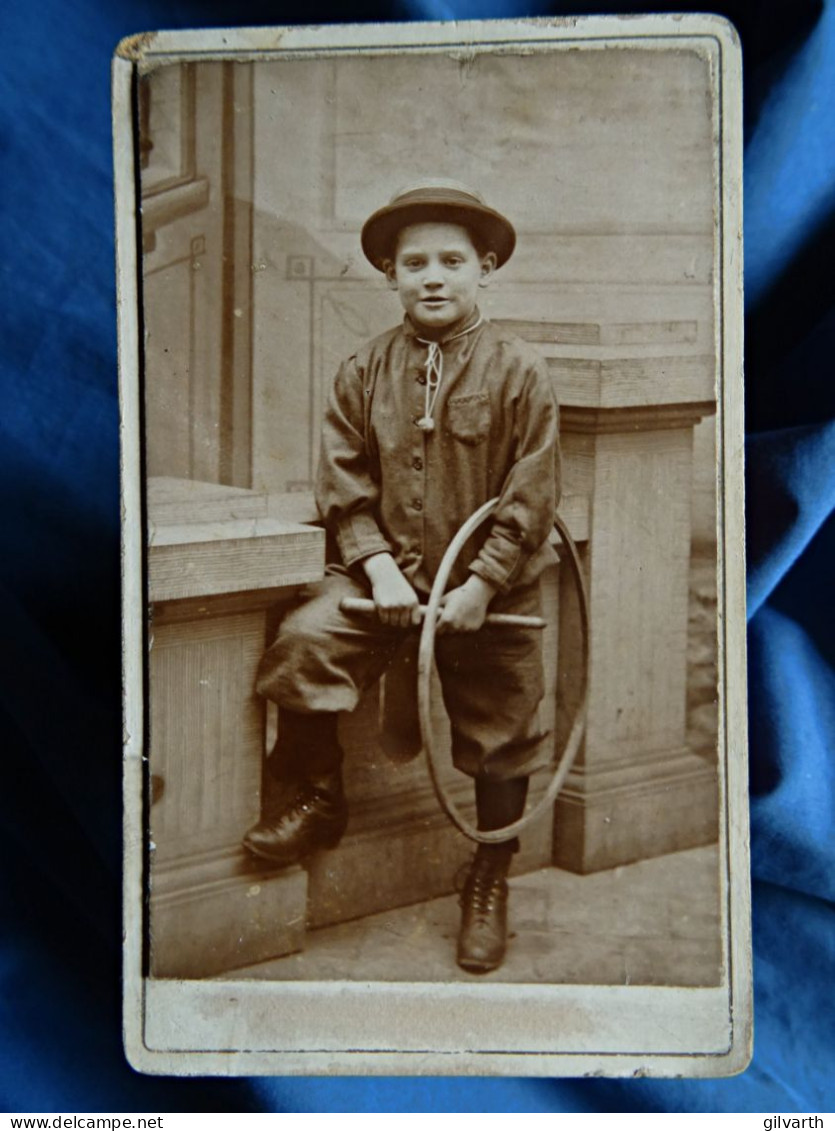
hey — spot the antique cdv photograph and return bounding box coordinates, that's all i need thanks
[115,14,749,1076]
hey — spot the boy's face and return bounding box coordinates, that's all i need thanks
[385,222,496,335]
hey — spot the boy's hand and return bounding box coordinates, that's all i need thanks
[436,575,498,635]
[362,552,421,627]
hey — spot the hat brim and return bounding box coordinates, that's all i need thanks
[361,200,516,271]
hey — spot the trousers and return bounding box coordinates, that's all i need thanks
[255,567,550,780]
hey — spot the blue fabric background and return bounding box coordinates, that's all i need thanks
[1,0,833,1113]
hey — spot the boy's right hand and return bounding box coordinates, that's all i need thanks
[361,553,421,627]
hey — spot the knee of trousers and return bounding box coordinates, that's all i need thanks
[444,665,548,779]
[254,603,364,714]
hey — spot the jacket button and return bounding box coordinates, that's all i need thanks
[417,373,427,385]
[412,498,423,511]
[412,457,423,471]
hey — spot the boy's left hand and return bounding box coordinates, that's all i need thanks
[436,575,498,635]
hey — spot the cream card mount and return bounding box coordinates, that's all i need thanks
[114,14,749,1077]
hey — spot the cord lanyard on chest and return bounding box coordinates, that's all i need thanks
[416,315,483,433]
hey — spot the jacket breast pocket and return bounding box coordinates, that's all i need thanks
[446,393,491,446]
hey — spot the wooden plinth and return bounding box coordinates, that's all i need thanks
[553,401,719,873]
[553,749,718,874]
[146,479,325,978]
[150,849,307,980]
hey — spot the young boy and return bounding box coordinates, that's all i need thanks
[245,179,560,974]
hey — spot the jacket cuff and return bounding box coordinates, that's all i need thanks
[335,512,391,567]
[469,539,525,594]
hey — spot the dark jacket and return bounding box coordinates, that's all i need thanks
[316,314,561,594]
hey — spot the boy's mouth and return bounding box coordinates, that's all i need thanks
[420,297,448,306]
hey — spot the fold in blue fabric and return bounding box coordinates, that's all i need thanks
[1,0,833,1113]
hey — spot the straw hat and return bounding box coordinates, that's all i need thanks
[360,178,516,271]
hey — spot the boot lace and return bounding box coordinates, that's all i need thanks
[290,784,317,815]
[283,780,330,818]
[460,856,506,916]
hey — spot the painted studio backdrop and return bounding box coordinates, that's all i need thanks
[140,46,722,984]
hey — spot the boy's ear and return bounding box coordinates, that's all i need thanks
[478,251,498,288]
[383,261,398,290]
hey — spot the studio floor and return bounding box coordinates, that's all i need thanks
[229,844,722,987]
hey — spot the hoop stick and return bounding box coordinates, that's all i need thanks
[339,596,545,630]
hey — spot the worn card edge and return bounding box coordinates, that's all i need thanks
[114,14,751,1078]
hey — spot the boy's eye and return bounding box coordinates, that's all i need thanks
[404,258,425,269]
[444,257,464,267]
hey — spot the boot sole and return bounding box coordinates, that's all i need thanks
[456,951,504,974]
[457,961,500,975]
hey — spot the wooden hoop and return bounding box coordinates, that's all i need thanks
[416,498,589,843]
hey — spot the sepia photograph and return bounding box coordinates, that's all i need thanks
[116,15,749,1075]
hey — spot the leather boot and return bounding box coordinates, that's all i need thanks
[456,848,512,974]
[243,770,348,866]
